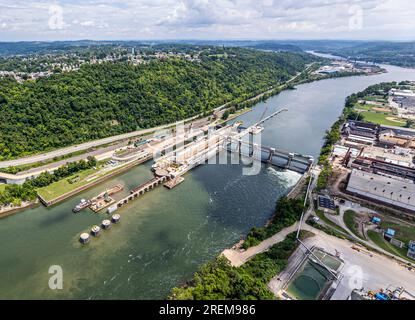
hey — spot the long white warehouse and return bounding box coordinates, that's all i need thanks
[346,169,415,212]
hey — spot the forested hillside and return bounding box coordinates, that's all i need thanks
[0,48,316,159]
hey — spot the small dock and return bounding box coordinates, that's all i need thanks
[164,176,185,189]
[109,175,170,212]
[89,184,124,213]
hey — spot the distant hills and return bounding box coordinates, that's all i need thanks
[1,40,414,68]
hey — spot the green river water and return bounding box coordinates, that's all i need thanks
[1,61,415,299]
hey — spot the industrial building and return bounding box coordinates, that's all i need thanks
[359,145,414,168]
[380,125,415,138]
[390,88,415,112]
[344,121,379,137]
[343,121,379,145]
[346,169,415,213]
[350,157,415,181]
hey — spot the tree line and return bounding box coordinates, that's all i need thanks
[169,232,309,300]
[0,156,97,206]
[0,47,316,159]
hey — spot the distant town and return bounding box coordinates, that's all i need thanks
[0,45,203,82]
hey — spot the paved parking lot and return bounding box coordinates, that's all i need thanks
[298,228,415,299]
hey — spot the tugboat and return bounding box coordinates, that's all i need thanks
[73,199,92,213]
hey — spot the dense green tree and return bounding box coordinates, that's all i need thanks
[169,233,303,300]
[0,48,316,160]
[0,157,97,205]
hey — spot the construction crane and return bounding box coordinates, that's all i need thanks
[258,104,269,124]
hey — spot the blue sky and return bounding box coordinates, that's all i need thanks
[0,0,414,41]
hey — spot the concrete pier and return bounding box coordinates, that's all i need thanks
[225,139,313,174]
[115,175,170,210]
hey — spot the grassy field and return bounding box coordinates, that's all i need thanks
[353,95,407,127]
[354,103,374,111]
[315,210,348,234]
[379,221,415,244]
[0,184,6,192]
[37,167,100,202]
[361,111,406,127]
[367,230,414,263]
[343,210,364,239]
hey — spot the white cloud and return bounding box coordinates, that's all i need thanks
[80,20,95,27]
[0,0,413,40]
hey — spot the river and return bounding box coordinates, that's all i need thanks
[1,63,415,299]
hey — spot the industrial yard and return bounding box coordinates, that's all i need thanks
[269,226,415,300]
[313,82,415,273]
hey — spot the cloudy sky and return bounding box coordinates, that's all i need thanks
[0,0,414,41]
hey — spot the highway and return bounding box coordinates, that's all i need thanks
[0,119,211,182]
[0,115,206,169]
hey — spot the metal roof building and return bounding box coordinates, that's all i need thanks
[346,169,415,212]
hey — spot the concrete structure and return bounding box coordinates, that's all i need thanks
[79,233,90,244]
[346,169,415,212]
[346,134,376,145]
[350,157,415,181]
[114,175,170,211]
[111,110,313,212]
[380,125,415,138]
[379,131,415,149]
[226,139,313,173]
[384,228,396,240]
[389,88,415,98]
[344,120,379,139]
[360,146,414,168]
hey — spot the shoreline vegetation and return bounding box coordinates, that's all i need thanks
[168,175,311,300]
[37,155,151,206]
[242,197,305,249]
[0,47,318,160]
[314,81,415,265]
[169,231,313,300]
[0,54,349,215]
[0,157,97,209]
[316,81,399,191]
[166,71,390,301]
[0,51,381,217]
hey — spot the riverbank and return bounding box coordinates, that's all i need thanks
[0,63,324,216]
[0,199,39,218]
[2,62,415,300]
[38,156,152,207]
[167,64,415,300]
